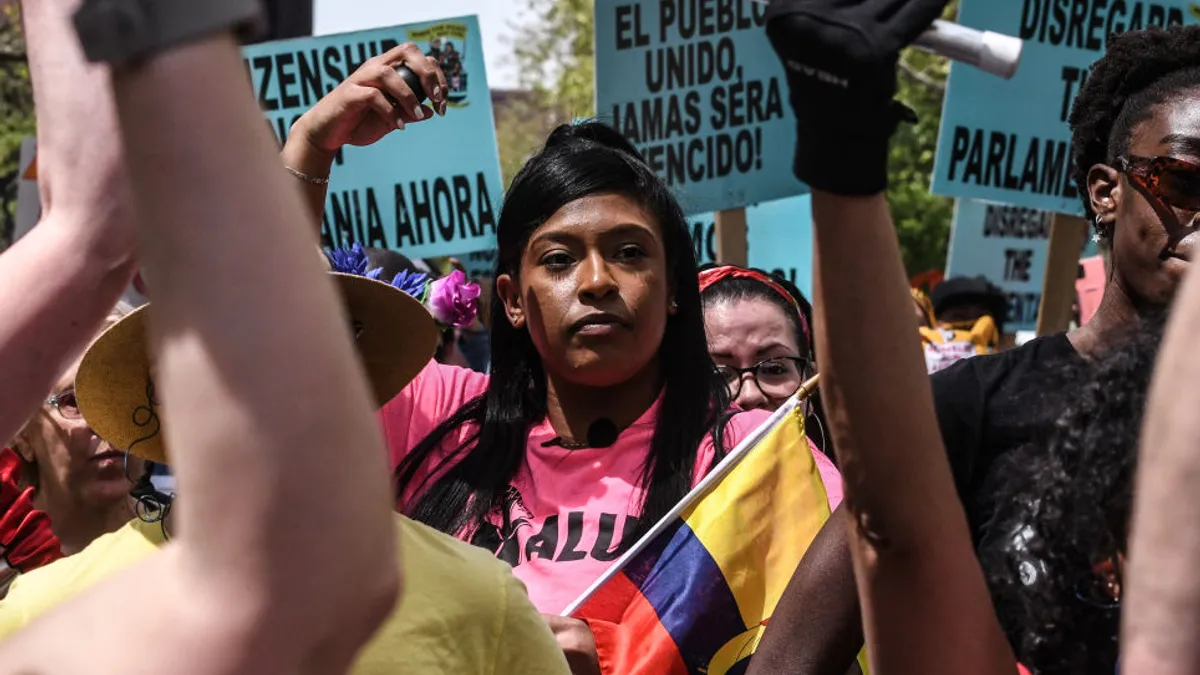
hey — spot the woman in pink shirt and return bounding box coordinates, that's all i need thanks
[280,52,841,675]
[378,122,840,643]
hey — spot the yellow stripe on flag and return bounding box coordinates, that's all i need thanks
[682,404,832,631]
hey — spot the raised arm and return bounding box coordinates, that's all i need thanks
[1121,232,1200,674]
[0,6,400,673]
[761,2,1014,670]
[811,191,1014,675]
[279,47,446,231]
[0,0,136,443]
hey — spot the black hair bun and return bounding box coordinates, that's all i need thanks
[544,120,646,162]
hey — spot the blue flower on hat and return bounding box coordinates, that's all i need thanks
[390,270,430,300]
[324,242,372,276]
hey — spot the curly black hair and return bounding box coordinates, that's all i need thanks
[1069,25,1200,222]
[979,312,1166,674]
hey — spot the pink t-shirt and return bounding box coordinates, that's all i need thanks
[381,361,843,614]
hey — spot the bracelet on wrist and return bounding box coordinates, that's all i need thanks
[285,165,330,186]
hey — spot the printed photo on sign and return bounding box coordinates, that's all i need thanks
[944,199,1051,332]
[241,17,503,258]
[594,0,805,214]
[931,0,1199,214]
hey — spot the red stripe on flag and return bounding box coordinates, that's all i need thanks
[577,572,688,675]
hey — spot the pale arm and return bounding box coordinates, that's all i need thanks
[811,190,1014,675]
[0,0,136,444]
[0,19,397,675]
[1121,243,1200,674]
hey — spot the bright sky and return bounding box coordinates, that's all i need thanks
[314,0,527,89]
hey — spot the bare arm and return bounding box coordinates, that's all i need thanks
[1121,239,1200,674]
[278,46,447,233]
[811,191,1013,675]
[0,0,136,443]
[1,16,398,675]
[746,505,863,675]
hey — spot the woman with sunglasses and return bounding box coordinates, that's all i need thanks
[935,24,1200,553]
[750,21,1200,675]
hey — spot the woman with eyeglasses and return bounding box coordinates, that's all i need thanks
[700,266,816,412]
[7,303,142,556]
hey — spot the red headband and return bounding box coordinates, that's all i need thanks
[698,266,811,346]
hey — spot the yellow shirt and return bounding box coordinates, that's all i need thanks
[0,515,568,675]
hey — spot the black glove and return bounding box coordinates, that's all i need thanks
[765,0,949,196]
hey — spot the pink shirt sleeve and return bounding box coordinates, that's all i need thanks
[809,439,843,510]
[379,360,489,505]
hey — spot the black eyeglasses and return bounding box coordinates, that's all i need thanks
[45,388,81,420]
[716,357,812,401]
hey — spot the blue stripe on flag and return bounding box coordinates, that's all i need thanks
[625,519,749,673]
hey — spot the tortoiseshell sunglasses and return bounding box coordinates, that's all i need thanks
[1117,155,1200,212]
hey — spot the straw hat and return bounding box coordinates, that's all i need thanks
[75,272,440,464]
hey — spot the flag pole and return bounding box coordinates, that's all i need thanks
[560,374,821,616]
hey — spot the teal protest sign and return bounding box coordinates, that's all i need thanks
[690,195,813,299]
[932,0,1199,214]
[593,0,805,214]
[944,200,1052,331]
[461,195,813,300]
[461,248,499,278]
[242,17,502,258]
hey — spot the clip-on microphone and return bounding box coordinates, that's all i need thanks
[542,418,620,450]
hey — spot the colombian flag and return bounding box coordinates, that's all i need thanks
[567,395,849,675]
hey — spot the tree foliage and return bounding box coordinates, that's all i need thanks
[500,0,959,274]
[889,1,958,276]
[0,2,33,250]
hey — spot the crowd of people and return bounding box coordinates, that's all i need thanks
[2,0,1200,673]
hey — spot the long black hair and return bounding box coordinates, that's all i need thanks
[394,121,732,540]
[980,313,1164,674]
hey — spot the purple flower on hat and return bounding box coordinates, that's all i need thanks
[390,269,430,299]
[426,270,481,328]
[324,242,372,276]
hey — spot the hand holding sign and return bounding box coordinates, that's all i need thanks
[291,42,449,155]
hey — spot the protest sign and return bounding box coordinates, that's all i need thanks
[242,17,503,258]
[691,195,813,299]
[944,199,1052,332]
[594,0,804,214]
[931,0,1199,214]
